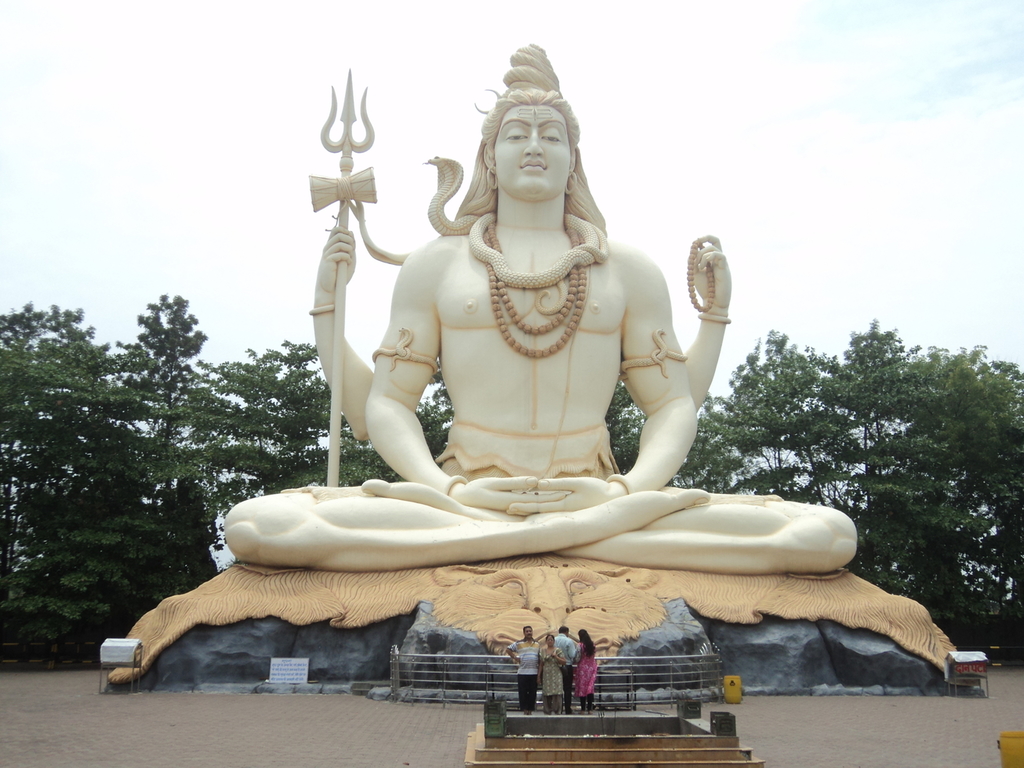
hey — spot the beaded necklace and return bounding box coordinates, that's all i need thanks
[471,214,607,359]
[484,224,587,358]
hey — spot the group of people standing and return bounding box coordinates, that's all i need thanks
[506,625,598,715]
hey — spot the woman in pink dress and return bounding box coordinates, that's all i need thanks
[573,629,597,713]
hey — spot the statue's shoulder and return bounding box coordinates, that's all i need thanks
[606,239,667,282]
[397,235,469,280]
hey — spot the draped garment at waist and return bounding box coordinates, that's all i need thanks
[437,421,619,481]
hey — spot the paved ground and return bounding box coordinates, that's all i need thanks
[1,666,1022,767]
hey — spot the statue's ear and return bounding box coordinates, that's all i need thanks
[433,564,498,586]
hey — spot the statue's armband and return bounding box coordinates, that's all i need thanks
[372,327,439,375]
[620,330,686,379]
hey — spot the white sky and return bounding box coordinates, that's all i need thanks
[2,0,1022,395]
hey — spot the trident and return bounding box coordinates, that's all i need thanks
[310,71,377,487]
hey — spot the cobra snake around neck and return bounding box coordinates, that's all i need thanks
[426,157,477,236]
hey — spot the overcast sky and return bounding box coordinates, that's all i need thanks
[2,0,1022,396]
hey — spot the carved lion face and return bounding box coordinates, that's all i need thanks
[431,563,666,654]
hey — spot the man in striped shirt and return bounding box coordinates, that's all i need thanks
[506,626,540,714]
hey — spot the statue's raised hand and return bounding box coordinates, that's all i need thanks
[691,235,731,313]
[315,225,356,306]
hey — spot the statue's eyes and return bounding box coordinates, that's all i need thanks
[569,580,592,592]
[541,134,561,143]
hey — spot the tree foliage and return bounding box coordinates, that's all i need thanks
[684,322,1023,621]
[1,305,185,638]
[672,395,743,494]
[120,295,217,589]
[0,301,343,639]
[194,341,334,510]
[605,381,644,475]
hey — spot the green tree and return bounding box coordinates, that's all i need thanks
[417,375,454,464]
[605,381,644,475]
[824,323,935,598]
[720,331,848,505]
[120,295,217,585]
[715,322,1022,622]
[195,341,339,516]
[910,348,1024,618]
[1,306,94,588]
[0,305,179,638]
[673,396,744,494]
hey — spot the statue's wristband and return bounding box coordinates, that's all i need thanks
[697,312,731,324]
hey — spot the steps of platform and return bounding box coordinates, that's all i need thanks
[464,724,765,768]
[503,714,693,738]
[482,734,740,750]
[468,753,753,765]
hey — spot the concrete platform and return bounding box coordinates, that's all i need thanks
[2,666,1022,767]
[466,723,763,767]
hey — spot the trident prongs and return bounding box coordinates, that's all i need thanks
[314,70,376,488]
[320,70,374,170]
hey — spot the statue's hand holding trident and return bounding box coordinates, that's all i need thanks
[309,71,377,487]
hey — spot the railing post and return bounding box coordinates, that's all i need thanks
[389,644,399,702]
[629,660,636,710]
[441,656,448,709]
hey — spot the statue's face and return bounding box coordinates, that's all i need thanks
[494,106,571,203]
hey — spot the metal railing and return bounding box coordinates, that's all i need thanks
[388,647,723,707]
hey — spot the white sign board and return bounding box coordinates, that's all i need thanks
[100,638,142,665]
[269,657,309,683]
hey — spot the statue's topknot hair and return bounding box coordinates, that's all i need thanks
[503,44,561,95]
[455,44,606,233]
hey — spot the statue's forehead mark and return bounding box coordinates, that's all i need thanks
[516,107,555,120]
[502,109,568,138]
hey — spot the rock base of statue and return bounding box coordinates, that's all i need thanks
[107,595,943,696]
[108,613,417,694]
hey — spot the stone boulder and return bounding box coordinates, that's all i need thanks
[692,611,944,695]
[114,611,416,693]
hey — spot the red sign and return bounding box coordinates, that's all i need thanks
[954,662,986,676]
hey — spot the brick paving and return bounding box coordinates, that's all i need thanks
[1,666,1021,767]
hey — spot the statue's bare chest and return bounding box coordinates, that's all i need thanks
[436,252,625,336]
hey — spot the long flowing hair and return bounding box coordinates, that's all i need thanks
[578,628,596,657]
[455,45,606,234]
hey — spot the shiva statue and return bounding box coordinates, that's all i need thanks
[224,45,857,575]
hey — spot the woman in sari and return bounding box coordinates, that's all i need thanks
[574,628,597,713]
[538,634,566,715]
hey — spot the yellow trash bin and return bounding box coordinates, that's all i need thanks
[724,675,742,704]
[1000,731,1024,768]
